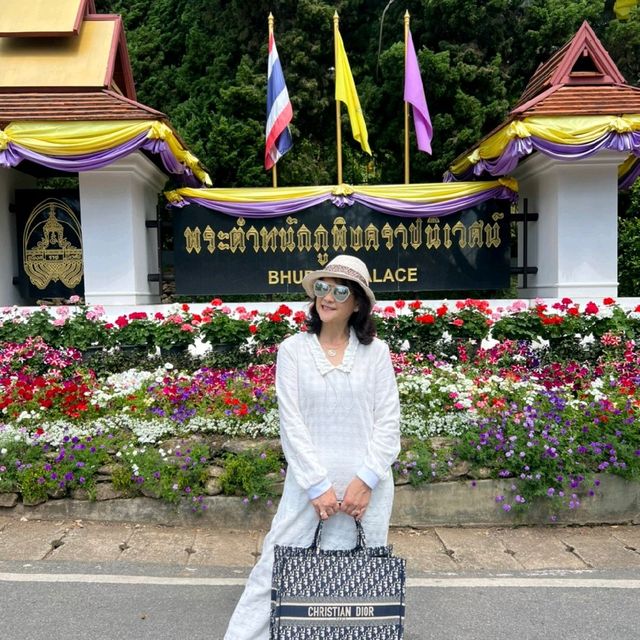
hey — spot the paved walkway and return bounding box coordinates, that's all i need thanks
[1,516,640,574]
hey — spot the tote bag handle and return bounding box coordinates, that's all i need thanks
[311,517,367,553]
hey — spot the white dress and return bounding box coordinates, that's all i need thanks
[223,328,401,640]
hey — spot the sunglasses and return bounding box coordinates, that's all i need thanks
[313,280,352,303]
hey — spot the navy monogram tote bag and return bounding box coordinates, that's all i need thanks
[270,519,406,639]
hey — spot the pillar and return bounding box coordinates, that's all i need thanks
[79,152,167,305]
[513,150,622,300]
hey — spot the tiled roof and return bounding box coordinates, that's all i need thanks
[0,90,165,125]
[513,84,640,116]
[512,22,627,115]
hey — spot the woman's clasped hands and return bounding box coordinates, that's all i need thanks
[311,477,372,521]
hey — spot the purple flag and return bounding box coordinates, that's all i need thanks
[404,30,432,154]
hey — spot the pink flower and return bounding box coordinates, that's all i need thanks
[68,295,81,304]
[180,323,196,333]
[451,318,464,327]
[55,306,70,318]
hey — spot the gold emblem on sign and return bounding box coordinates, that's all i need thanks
[23,200,83,290]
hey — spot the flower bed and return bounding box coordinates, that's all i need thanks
[1,297,640,520]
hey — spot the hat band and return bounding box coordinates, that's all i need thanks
[324,264,369,288]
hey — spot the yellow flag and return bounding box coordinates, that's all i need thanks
[614,0,638,20]
[335,28,371,155]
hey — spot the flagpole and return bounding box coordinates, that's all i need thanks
[268,13,278,188]
[334,11,343,185]
[404,11,410,184]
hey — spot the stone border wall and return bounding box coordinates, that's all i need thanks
[2,475,638,528]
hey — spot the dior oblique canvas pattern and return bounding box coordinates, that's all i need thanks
[270,544,406,639]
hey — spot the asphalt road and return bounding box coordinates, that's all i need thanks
[2,564,640,640]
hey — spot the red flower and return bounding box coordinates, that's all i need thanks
[249,324,258,334]
[603,297,615,306]
[276,304,292,316]
[394,299,406,309]
[585,302,599,314]
[181,303,190,312]
[567,307,580,316]
[408,300,421,310]
[154,312,165,320]
[128,311,149,320]
[451,318,464,327]
[416,314,435,324]
[635,305,640,313]
[436,305,448,317]
[210,298,223,307]
[115,315,129,328]
[561,297,573,305]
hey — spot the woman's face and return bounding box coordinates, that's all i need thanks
[314,277,357,327]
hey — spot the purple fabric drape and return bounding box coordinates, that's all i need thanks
[620,157,640,190]
[170,185,517,218]
[177,193,334,218]
[0,132,202,185]
[450,131,640,189]
[0,132,149,172]
[351,186,517,217]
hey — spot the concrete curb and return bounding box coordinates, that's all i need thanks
[3,476,639,528]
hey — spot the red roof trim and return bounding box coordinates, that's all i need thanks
[550,21,625,86]
[84,14,136,101]
[0,0,92,37]
[72,0,91,35]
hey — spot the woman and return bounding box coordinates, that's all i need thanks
[224,254,401,640]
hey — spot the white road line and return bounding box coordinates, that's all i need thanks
[1,573,640,589]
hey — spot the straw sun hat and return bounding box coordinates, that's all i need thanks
[301,255,376,306]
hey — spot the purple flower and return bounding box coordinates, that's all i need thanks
[503,504,512,512]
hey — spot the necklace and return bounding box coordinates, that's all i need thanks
[321,336,349,358]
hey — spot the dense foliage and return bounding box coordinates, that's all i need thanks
[95,0,638,187]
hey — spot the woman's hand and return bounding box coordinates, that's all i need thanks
[311,487,339,520]
[340,477,372,520]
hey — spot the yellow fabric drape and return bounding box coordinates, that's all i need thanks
[335,28,371,155]
[355,178,518,202]
[166,179,517,206]
[0,120,211,185]
[167,185,335,204]
[450,115,640,176]
[2,121,152,155]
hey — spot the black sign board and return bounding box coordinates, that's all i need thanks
[172,200,510,295]
[14,189,84,302]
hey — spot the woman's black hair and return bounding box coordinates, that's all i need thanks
[306,278,376,345]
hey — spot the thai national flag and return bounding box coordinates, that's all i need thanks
[265,33,293,170]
